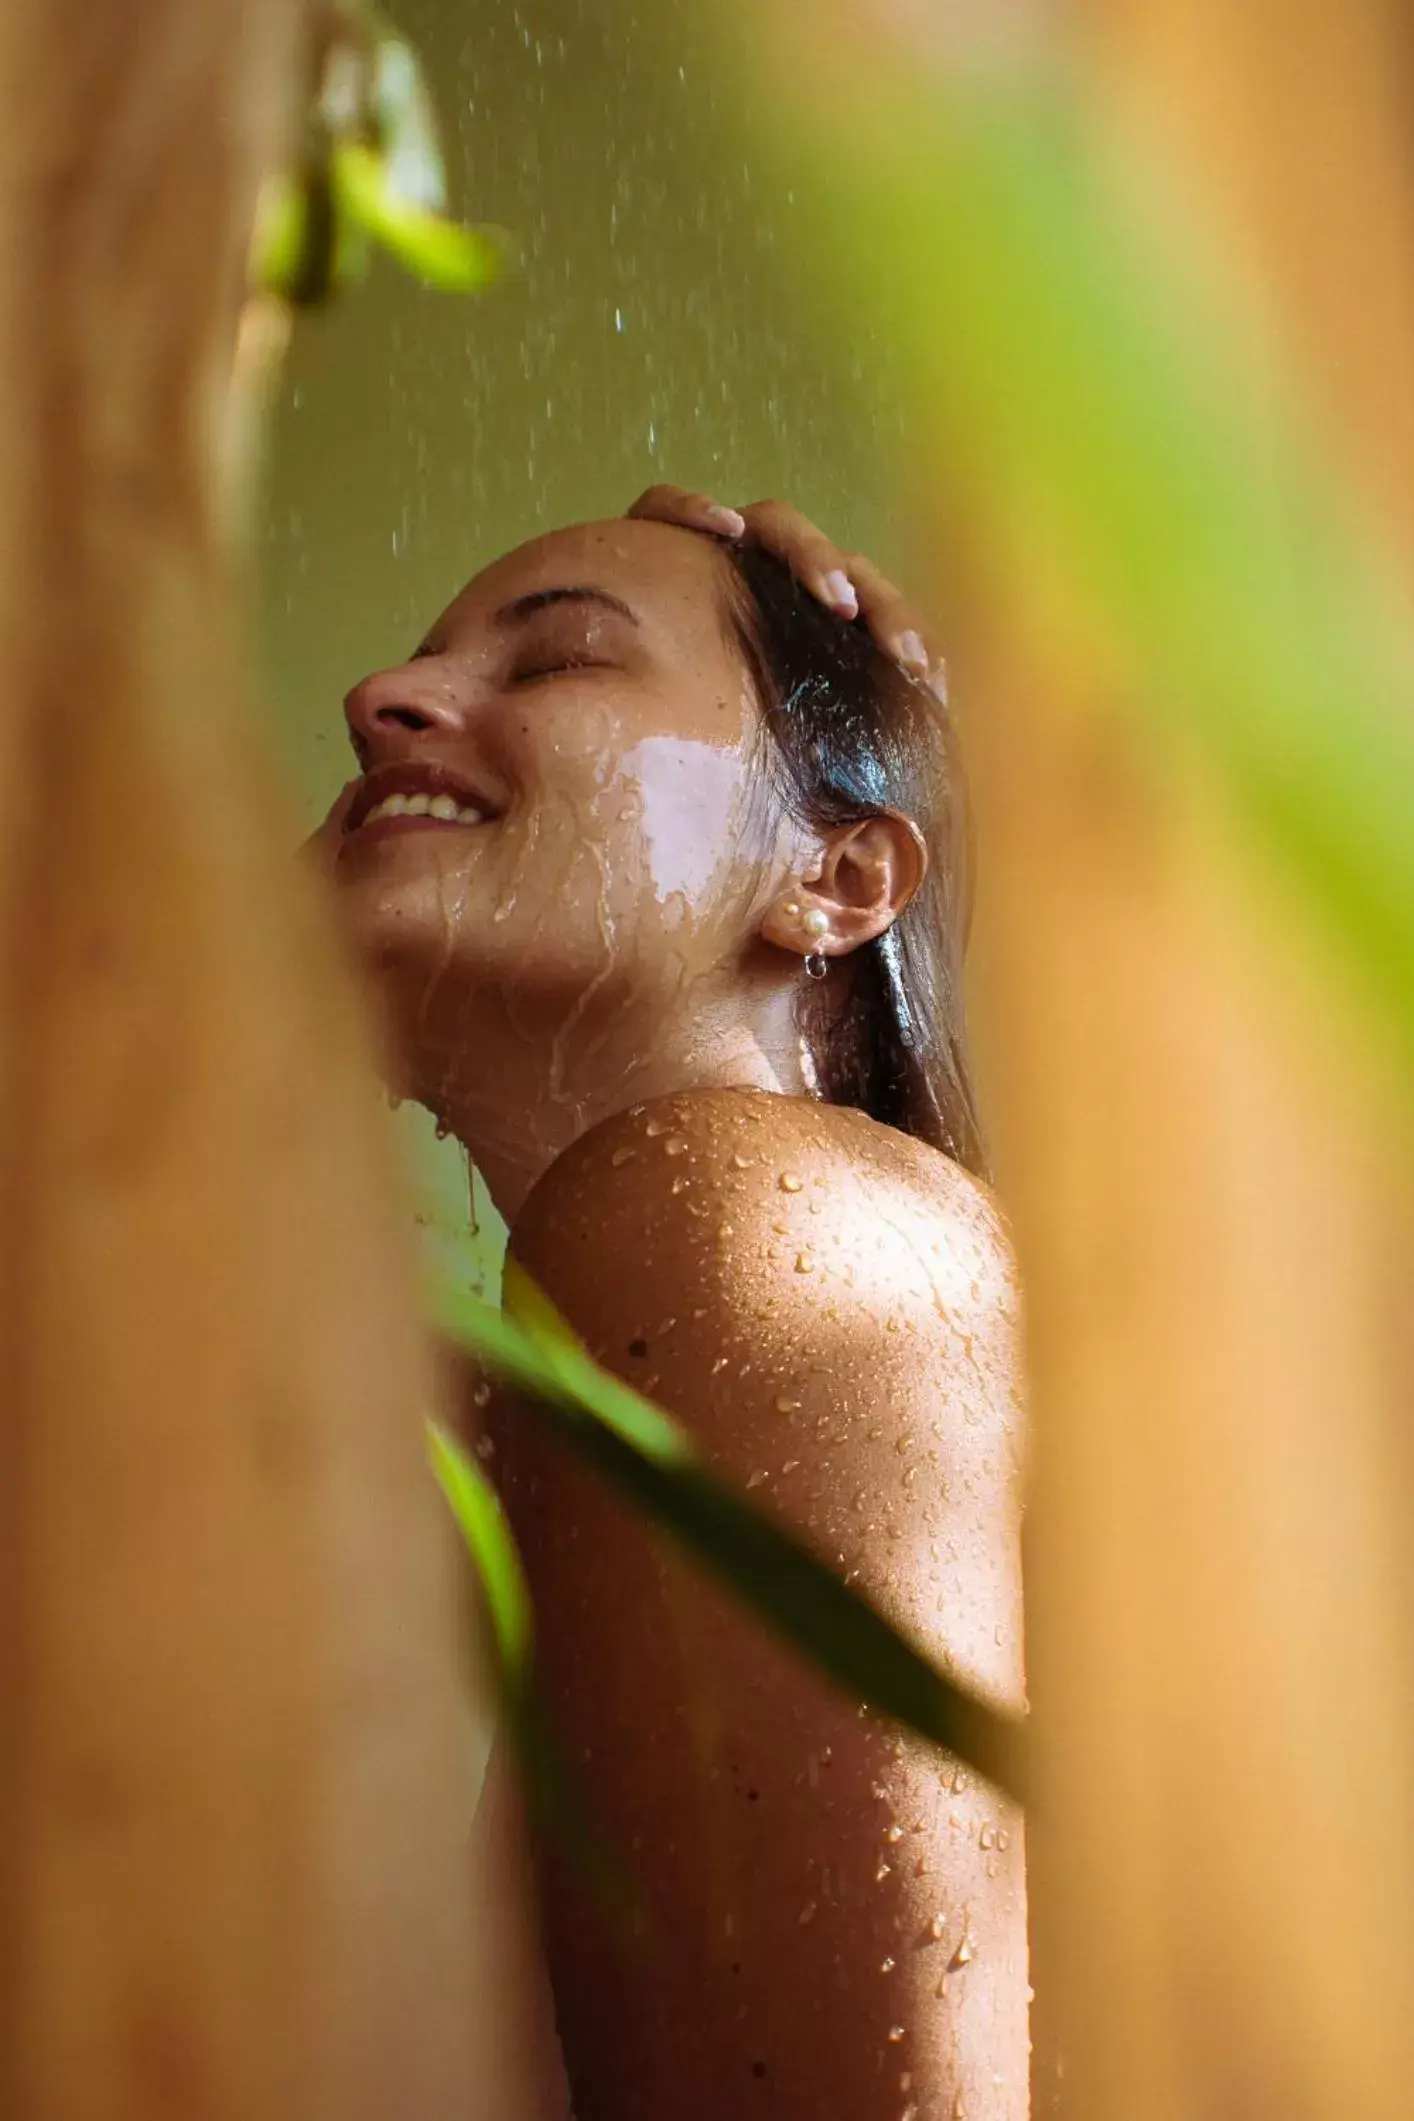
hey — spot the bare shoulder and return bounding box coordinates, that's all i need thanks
[511,1090,1023,1698]
[512,1086,1019,1360]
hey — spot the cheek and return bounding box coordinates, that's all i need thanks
[612,736,762,914]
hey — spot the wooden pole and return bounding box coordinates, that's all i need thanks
[0,6,493,2114]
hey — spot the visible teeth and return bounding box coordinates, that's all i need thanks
[360,790,488,828]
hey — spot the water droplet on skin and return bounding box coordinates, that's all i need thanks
[997,1829,1011,1851]
[778,1171,803,1192]
[979,1826,994,1850]
[797,1901,817,1925]
[670,1176,689,1194]
[880,1957,896,1975]
[471,1380,491,1409]
[664,1134,689,1156]
[885,1824,905,1844]
[745,1470,766,1489]
[611,1147,636,1167]
[794,1250,815,1274]
[929,1912,947,1941]
[949,1935,975,1970]
[887,2024,905,2042]
[644,1117,668,1137]
[774,1396,801,1413]
[732,1153,752,1169]
[876,1863,892,1883]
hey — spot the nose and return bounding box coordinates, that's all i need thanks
[342,657,479,759]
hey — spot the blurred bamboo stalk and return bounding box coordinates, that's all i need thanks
[0,5,498,2115]
[732,2,1414,2115]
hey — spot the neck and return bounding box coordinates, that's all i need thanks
[410,979,810,1228]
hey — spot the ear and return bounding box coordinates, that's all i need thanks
[760,811,928,963]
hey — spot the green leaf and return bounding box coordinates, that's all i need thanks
[428,1421,532,1677]
[748,62,1414,1067]
[331,141,505,291]
[428,1421,638,1933]
[433,1276,1028,1801]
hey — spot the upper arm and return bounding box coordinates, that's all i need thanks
[497,1095,1027,2121]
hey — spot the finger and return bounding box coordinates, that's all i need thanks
[625,484,746,539]
[841,551,940,680]
[737,499,859,618]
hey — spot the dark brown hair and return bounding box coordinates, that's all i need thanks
[722,543,986,1178]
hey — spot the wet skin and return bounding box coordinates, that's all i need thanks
[330,518,1028,2120]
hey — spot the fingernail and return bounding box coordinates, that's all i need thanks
[705,504,746,536]
[823,569,858,615]
[927,665,950,708]
[898,629,929,675]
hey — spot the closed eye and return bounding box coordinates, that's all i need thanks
[510,654,610,685]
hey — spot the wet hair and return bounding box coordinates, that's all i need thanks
[721,543,987,1179]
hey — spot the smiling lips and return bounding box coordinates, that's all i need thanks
[344,765,495,836]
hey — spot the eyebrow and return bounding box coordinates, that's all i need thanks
[494,585,640,628]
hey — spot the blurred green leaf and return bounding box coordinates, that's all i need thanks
[753,63,1414,1064]
[331,141,504,292]
[428,1421,636,1931]
[428,1421,532,1676]
[433,1273,1027,1801]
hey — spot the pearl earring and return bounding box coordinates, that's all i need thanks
[802,908,829,940]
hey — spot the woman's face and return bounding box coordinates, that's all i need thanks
[334,519,789,1104]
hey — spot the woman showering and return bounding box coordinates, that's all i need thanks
[319,486,1027,2120]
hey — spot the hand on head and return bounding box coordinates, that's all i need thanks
[625,485,948,705]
